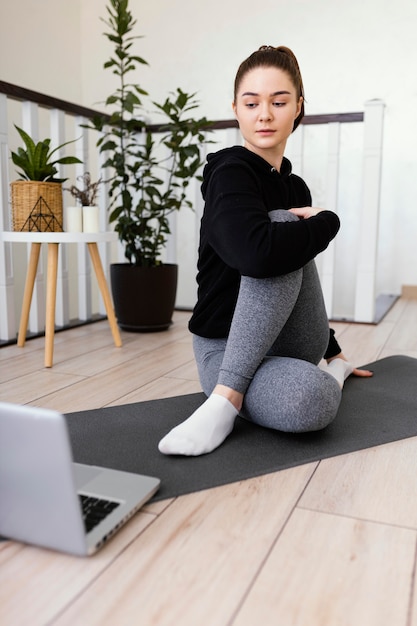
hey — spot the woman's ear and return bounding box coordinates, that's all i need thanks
[295,96,303,119]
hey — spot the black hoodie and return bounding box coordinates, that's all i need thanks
[189,146,341,357]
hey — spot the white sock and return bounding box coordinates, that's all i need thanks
[158,393,238,456]
[320,358,354,389]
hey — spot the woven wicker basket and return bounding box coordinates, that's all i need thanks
[11,181,64,232]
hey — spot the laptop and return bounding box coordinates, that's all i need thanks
[0,402,160,556]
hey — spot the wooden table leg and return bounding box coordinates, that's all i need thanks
[17,242,41,347]
[44,243,59,368]
[87,242,122,348]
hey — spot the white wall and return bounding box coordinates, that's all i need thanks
[0,1,83,103]
[1,0,417,301]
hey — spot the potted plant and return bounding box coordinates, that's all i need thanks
[10,125,82,232]
[64,172,102,232]
[89,0,212,331]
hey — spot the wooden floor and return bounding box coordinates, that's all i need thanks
[1,298,417,626]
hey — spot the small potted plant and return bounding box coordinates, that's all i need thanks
[89,0,213,331]
[10,125,82,232]
[64,172,102,232]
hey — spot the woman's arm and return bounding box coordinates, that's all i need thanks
[205,162,340,277]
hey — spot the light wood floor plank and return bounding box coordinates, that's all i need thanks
[1,299,417,625]
[380,347,417,359]
[164,355,200,381]
[0,511,158,626]
[0,349,53,383]
[29,340,196,413]
[299,437,417,528]
[233,508,415,626]
[0,369,85,404]
[409,562,417,626]
[382,296,408,322]
[52,467,316,626]
[334,320,397,366]
[109,377,202,405]
[385,298,417,352]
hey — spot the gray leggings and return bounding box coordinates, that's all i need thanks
[193,210,342,433]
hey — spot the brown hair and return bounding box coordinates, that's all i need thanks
[233,45,305,131]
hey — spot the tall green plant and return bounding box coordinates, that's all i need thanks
[90,0,212,266]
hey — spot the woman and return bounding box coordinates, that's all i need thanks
[159,45,372,456]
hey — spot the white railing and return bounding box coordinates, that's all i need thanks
[0,81,386,344]
[0,83,116,344]
[284,100,388,323]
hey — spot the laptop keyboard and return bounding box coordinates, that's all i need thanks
[79,494,121,533]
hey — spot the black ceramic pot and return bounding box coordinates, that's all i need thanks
[110,263,178,332]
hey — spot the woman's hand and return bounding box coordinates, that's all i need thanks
[327,352,374,378]
[289,206,327,219]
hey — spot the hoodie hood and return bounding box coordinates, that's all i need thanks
[201,146,292,199]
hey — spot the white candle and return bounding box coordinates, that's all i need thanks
[82,205,100,232]
[65,206,83,232]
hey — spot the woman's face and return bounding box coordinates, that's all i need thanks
[233,66,303,164]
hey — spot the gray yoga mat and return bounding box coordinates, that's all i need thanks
[66,355,417,502]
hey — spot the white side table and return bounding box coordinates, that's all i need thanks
[1,231,122,367]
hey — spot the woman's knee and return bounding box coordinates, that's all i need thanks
[268,209,299,224]
[242,362,341,433]
[288,376,341,432]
